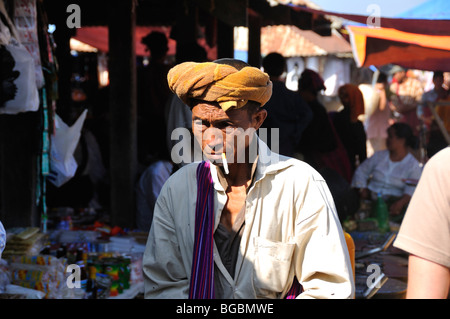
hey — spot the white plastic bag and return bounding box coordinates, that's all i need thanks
[13,0,45,89]
[0,3,40,114]
[48,109,87,187]
[0,39,40,114]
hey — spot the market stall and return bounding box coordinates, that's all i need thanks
[0,223,146,299]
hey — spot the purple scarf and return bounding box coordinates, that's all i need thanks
[189,161,215,299]
[285,277,302,299]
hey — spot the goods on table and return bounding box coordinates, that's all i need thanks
[1,225,146,299]
[7,254,69,299]
[2,228,47,258]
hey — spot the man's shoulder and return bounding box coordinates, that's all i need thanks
[373,149,389,158]
[169,162,199,178]
[425,147,450,171]
[161,162,200,190]
[405,152,421,166]
[266,155,325,182]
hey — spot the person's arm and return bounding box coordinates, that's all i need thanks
[407,254,450,299]
[394,148,450,299]
[393,160,423,215]
[351,152,378,191]
[389,194,411,216]
[376,84,387,112]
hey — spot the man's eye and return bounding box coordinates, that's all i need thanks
[194,120,207,127]
[217,122,234,130]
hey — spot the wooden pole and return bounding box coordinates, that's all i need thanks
[217,19,234,59]
[247,11,261,68]
[108,0,137,228]
[0,113,39,228]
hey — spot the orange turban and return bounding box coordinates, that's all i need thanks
[167,61,272,111]
[339,84,365,122]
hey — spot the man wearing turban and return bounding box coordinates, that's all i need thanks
[143,59,354,299]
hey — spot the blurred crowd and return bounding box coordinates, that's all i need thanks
[45,31,450,232]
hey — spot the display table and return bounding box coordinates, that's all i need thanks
[351,231,408,299]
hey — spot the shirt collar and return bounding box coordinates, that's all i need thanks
[210,136,295,192]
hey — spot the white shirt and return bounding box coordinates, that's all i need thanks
[143,139,354,299]
[136,160,174,232]
[351,150,423,198]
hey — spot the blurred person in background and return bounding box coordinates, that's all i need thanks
[420,71,450,158]
[351,122,422,222]
[136,42,208,232]
[165,41,208,166]
[260,52,312,157]
[364,72,392,157]
[138,31,172,165]
[389,66,424,136]
[332,84,367,174]
[296,69,352,183]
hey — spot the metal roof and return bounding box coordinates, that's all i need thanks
[260,25,352,57]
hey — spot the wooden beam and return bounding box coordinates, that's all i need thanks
[217,19,234,59]
[0,112,39,228]
[173,1,197,49]
[247,10,261,68]
[194,0,247,27]
[108,0,137,228]
[53,1,75,124]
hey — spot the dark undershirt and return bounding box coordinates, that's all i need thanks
[213,158,258,278]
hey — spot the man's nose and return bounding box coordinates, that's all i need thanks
[203,127,223,148]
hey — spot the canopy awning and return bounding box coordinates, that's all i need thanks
[285,1,450,36]
[347,25,450,71]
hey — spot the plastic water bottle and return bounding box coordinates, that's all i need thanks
[375,193,390,233]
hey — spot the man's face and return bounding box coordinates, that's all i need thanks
[338,88,350,107]
[191,101,266,164]
[433,75,444,90]
[386,128,404,151]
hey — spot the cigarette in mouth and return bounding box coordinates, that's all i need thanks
[221,153,229,175]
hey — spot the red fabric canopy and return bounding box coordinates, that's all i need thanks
[288,4,450,36]
[347,25,450,71]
